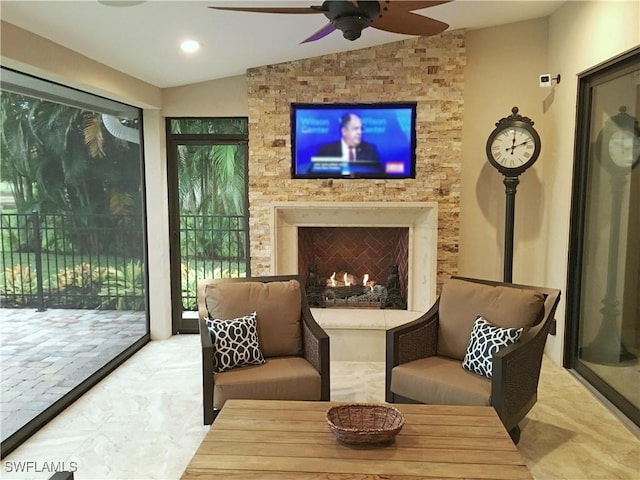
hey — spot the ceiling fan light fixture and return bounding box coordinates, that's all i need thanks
[333,15,372,41]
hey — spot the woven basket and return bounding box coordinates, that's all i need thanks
[326,403,405,445]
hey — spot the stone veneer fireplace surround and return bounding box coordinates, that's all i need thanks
[270,202,438,312]
[246,32,464,289]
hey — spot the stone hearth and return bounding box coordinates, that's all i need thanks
[270,201,438,312]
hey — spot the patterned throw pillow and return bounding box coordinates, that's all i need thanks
[206,312,265,373]
[462,316,523,378]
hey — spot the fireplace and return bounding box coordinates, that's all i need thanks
[270,202,438,312]
[298,227,409,308]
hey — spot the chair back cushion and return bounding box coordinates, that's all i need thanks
[204,280,302,357]
[437,279,545,360]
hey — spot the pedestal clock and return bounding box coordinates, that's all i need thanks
[486,106,541,282]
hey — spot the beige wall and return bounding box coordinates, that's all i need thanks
[162,75,248,117]
[2,2,639,359]
[459,18,549,285]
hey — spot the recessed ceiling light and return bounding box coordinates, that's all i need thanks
[180,40,201,54]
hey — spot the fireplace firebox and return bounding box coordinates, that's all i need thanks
[298,227,408,309]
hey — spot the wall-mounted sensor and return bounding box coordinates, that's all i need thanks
[539,74,552,87]
[539,74,561,88]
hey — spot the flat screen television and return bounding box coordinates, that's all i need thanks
[291,102,417,179]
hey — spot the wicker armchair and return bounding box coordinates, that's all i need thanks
[385,276,561,443]
[198,275,330,425]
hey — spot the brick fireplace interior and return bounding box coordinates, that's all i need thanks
[298,227,409,307]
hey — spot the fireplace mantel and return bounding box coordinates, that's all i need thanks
[270,201,438,312]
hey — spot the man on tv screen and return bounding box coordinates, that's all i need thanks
[312,113,383,175]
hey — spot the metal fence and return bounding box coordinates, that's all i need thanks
[179,214,248,310]
[0,212,249,311]
[0,211,144,310]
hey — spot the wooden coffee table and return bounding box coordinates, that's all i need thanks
[181,399,533,479]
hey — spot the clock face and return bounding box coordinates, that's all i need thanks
[489,126,538,170]
[487,121,540,176]
[608,128,640,168]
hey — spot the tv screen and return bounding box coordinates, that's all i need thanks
[291,102,417,179]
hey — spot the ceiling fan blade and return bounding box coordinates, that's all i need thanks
[383,1,452,11]
[371,0,450,37]
[210,0,451,43]
[301,22,337,44]
[209,6,322,15]
[373,11,448,36]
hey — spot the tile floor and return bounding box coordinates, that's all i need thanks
[1,334,639,480]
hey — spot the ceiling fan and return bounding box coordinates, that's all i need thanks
[209,1,451,43]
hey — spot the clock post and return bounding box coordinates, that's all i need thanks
[486,107,542,283]
[502,175,520,283]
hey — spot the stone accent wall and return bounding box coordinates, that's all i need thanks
[246,31,465,291]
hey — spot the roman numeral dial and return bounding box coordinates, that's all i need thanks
[485,107,541,176]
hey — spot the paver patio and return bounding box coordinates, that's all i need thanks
[0,307,147,443]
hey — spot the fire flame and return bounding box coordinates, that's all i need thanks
[326,271,374,289]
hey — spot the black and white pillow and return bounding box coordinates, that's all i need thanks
[462,316,523,378]
[206,312,265,373]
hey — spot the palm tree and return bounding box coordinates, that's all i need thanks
[0,93,40,212]
[177,143,246,216]
[173,117,247,216]
[1,92,143,254]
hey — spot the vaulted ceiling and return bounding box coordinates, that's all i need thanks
[1,1,564,88]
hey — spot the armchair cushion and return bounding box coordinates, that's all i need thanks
[212,356,322,409]
[204,280,302,357]
[390,356,491,406]
[206,312,266,373]
[437,279,545,360]
[462,316,524,378]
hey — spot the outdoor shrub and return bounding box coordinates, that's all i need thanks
[41,226,75,254]
[180,263,220,310]
[56,263,108,291]
[0,264,38,305]
[179,215,247,260]
[99,260,145,311]
[0,214,38,253]
[180,263,246,310]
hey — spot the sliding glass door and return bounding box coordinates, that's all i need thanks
[567,47,640,428]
